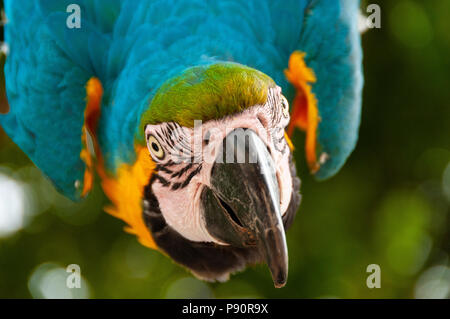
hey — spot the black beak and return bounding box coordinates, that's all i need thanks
[202,128,288,288]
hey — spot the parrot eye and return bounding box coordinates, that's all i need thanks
[281,96,289,118]
[147,135,165,160]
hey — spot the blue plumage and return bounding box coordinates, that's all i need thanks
[1,0,362,199]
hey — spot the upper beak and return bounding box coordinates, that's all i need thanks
[201,128,288,288]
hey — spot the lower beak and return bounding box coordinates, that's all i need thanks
[201,128,288,288]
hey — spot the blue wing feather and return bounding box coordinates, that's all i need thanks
[299,0,363,179]
[1,0,362,199]
[2,0,93,199]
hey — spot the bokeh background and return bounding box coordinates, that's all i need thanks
[0,0,449,298]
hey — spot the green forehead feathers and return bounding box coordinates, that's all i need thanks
[139,62,276,134]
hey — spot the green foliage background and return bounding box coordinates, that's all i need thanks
[0,0,449,298]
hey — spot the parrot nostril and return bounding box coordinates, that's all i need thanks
[217,197,243,228]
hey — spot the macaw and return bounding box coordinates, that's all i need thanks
[0,0,363,288]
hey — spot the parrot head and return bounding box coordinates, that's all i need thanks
[139,62,301,287]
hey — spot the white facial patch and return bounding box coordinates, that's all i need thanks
[145,86,294,244]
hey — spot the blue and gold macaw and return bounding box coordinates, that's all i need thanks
[1,0,363,287]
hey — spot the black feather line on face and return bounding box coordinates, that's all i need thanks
[171,162,193,178]
[166,122,175,136]
[152,173,171,188]
[162,159,177,167]
[165,132,175,149]
[154,130,165,142]
[170,163,202,190]
[156,164,174,175]
[171,182,182,191]
[181,164,202,188]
